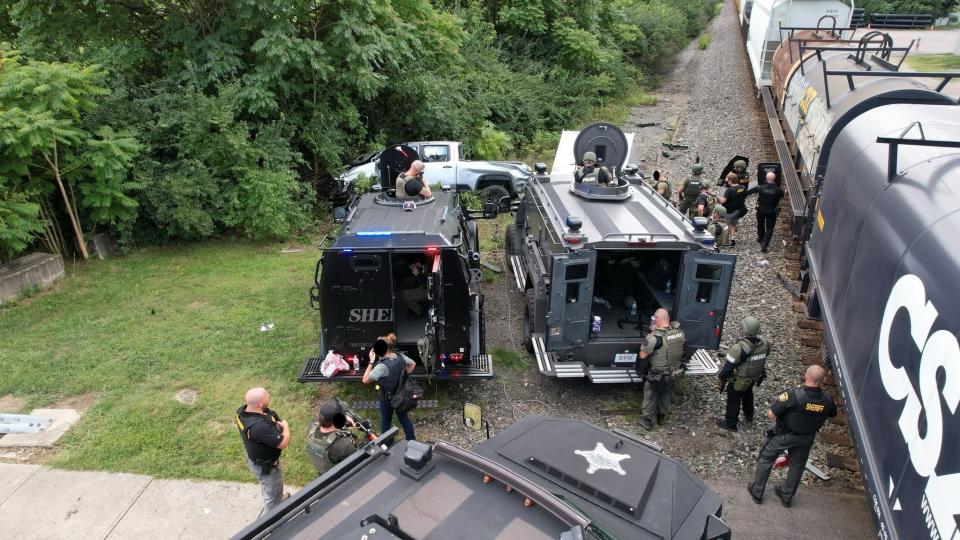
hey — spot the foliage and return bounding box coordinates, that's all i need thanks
[0,0,718,259]
[858,0,955,16]
[699,34,712,50]
[459,191,482,211]
[0,176,41,262]
[905,53,960,71]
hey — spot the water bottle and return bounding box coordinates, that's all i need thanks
[664,279,672,294]
[592,316,602,336]
[350,352,359,371]
[630,302,637,316]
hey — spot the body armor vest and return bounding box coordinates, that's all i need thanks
[683,178,702,198]
[756,184,782,210]
[377,355,406,400]
[733,337,770,388]
[649,323,685,371]
[782,387,834,435]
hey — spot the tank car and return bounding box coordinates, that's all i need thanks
[765,29,960,540]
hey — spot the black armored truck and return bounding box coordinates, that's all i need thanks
[234,407,732,540]
[506,123,736,383]
[298,180,497,382]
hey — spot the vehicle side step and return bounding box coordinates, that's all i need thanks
[531,335,555,376]
[685,349,721,375]
[509,255,526,292]
[585,366,643,384]
[348,400,440,410]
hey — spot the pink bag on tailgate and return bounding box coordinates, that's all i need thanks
[320,351,350,378]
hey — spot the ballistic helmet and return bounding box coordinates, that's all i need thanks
[692,163,704,175]
[733,159,747,171]
[713,204,727,218]
[582,151,597,163]
[741,316,761,337]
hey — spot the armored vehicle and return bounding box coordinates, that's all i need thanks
[233,411,732,540]
[506,123,735,383]
[298,188,494,382]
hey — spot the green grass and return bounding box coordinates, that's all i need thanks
[905,53,960,72]
[698,34,712,50]
[0,240,330,485]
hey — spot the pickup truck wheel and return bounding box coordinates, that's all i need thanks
[522,288,535,354]
[504,224,517,258]
[482,184,510,212]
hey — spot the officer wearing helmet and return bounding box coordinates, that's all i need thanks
[733,159,750,186]
[677,162,704,215]
[715,316,772,432]
[306,399,358,476]
[575,151,613,186]
[707,205,730,249]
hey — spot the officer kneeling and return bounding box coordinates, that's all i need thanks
[715,316,771,432]
[636,308,686,430]
[306,400,358,476]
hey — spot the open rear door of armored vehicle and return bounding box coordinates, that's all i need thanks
[675,251,736,352]
[546,250,597,353]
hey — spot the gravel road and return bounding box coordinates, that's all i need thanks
[408,0,866,502]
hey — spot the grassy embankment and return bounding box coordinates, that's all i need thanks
[905,53,960,71]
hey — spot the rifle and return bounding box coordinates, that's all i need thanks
[336,399,378,442]
[718,377,728,394]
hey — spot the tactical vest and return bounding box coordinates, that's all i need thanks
[655,180,671,201]
[395,173,421,199]
[703,192,717,216]
[377,355,406,400]
[756,184,782,211]
[782,387,834,435]
[648,323,685,371]
[733,337,770,390]
[306,422,354,475]
[683,178,702,198]
[737,171,750,186]
[235,408,282,462]
[707,221,728,246]
[578,166,611,184]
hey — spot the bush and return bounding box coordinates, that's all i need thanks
[699,34,712,50]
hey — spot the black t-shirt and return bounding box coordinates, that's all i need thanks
[771,386,837,435]
[722,185,747,211]
[237,405,284,462]
[756,183,784,210]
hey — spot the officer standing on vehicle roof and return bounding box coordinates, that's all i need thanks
[715,316,771,432]
[236,387,290,514]
[677,163,704,215]
[755,172,784,253]
[636,308,686,430]
[748,365,837,507]
[574,151,613,185]
[305,399,358,476]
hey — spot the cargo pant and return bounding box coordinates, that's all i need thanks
[756,207,778,249]
[723,383,754,429]
[642,374,672,421]
[749,432,816,504]
[678,196,697,216]
[247,457,284,515]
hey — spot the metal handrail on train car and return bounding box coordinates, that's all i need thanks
[820,69,958,108]
[797,42,915,76]
[876,122,960,182]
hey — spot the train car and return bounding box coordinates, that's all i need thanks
[760,28,960,540]
[745,0,855,86]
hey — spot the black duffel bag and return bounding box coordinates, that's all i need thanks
[389,370,423,413]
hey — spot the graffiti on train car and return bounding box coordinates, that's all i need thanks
[878,274,960,540]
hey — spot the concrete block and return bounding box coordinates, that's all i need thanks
[0,463,40,504]
[0,409,81,448]
[0,468,151,540]
[106,479,262,540]
[0,252,64,304]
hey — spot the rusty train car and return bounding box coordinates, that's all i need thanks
[750,19,960,540]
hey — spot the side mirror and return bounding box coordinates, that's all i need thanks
[463,402,491,438]
[333,207,347,223]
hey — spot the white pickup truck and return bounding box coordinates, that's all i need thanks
[335,141,531,205]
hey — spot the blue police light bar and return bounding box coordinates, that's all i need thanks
[701,238,715,246]
[356,231,392,236]
[341,248,353,253]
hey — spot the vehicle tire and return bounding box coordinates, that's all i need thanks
[522,288,535,354]
[482,184,510,213]
[504,224,517,258]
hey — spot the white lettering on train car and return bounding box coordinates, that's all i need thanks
[878,274,960,539]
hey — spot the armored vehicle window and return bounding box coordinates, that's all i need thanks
[694,263,722,303]
[350,255,382,271]
[422,145,450,163]
[565,263,589,281]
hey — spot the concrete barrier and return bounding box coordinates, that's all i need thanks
[0,252,65,304]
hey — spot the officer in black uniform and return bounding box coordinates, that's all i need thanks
[715,316,771,432]
[748,365,837,507]
[236,387,290,514]
[755,172,784,253]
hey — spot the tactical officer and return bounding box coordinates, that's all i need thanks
[707,205,730,249]
[652,170,671,202]
[748,365,837,507]
[755,172,784,253]
[677,163,704,215]
[306,400,358,476]
[236,387,290,514]
[636,308,686,430]
[694,183,717,218]
[715,316,771,432]
[733,159,750,186]
[396,160,432,200]
[362,335,416,442]
[719,172,748,247]
[574,151,613,185]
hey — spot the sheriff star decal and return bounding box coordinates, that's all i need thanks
[574,442,631,476]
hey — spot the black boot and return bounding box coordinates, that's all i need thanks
[714,417,737,432]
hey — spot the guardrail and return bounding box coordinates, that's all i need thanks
[868,13,933,29]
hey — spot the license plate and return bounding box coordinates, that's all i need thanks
[614,353,636,364]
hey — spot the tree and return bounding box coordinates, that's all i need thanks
[0,47,140,259]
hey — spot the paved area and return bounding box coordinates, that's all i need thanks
[0,462,875,539]
[853,27,960,54]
